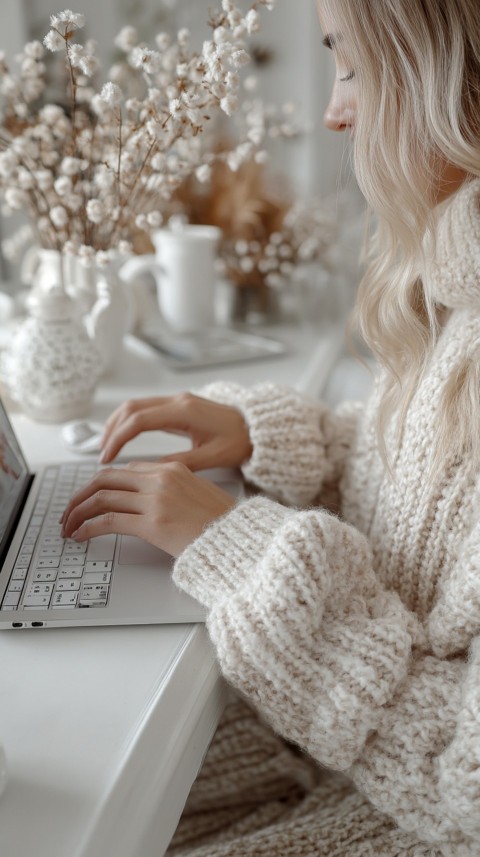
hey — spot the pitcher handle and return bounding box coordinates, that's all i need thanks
[118,254,164,284]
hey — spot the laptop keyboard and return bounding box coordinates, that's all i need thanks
[1,463,116,612]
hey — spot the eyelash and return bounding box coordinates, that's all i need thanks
[340,71,355,82]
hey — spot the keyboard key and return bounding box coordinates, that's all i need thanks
[27,583,54,597]
[41,536,64,547]
[81,584,109,600]
[52,592,78,608]
[85,561,112,573]
[36,557,60,569]
[58,566,83,579]
[32,569,58,582]
[12,567,29,581]
[39,546,63,557]
[63,542,87,555]
[7,580,24,593]
[84,572,111,585]
[55,579,81,592]
[2,592,21,607]
[14,556,31,569]
[23,594,51,608]
[60,555,85,567]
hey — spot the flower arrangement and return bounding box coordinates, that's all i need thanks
[0,1,276,266]
[169,155,336,316]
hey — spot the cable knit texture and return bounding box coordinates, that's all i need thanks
[170,179,480,857]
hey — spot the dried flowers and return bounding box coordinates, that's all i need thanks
[169,156,336,313]
[0,1,276,265]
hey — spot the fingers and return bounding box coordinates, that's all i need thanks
[63,488,146,539]
[70,512,146,543]
[100,397,194,463]
[61,467,145,533]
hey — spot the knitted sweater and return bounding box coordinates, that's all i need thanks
[173,178,480,857]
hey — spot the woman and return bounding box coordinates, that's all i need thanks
[62,1,480,854]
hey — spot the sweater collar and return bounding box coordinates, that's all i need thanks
[428,178,480,310]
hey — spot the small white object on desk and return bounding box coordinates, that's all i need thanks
[61,420,104,454]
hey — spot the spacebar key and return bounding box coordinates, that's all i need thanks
[86,535,116,562]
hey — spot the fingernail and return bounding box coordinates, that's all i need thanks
[70,529,80,541]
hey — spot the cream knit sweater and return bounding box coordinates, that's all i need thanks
[171,179,480,857]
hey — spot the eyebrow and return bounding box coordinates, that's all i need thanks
[322,34,336,50]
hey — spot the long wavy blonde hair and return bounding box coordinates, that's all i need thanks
[323,0,480,473]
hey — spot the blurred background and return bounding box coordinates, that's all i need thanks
[0,0,374,412]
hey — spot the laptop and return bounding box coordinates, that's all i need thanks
[0,399,243,630]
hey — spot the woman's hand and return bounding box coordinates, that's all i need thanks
[61,461,236,558]
[99,393,253,470]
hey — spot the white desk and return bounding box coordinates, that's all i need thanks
[0,321,343,857]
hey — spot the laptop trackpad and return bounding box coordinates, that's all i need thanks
[119,535,173,567]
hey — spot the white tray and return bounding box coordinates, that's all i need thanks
[135,326,289,371]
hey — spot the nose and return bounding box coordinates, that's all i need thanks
[323,81,354,132]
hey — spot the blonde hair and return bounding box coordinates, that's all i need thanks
[322,0,480,473]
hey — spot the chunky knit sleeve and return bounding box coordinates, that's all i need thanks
[197,382,362,506]
[173,498,480,853]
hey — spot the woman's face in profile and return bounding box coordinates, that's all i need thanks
[316,1,468,204]
[316,3,357,134]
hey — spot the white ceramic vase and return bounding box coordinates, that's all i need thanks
[3,285,103,422]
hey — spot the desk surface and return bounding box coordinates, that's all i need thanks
[0,320,343,857]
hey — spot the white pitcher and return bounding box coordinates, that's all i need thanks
[121,225,222,334]
[20,246,133,373]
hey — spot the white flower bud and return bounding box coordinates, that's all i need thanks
[146,211,163,228]
[43,30,64,52]
[24,41,44,60]
[155,33,171,51]
[118,240,132,256]
[40,104,64,124]
[21,57,39,77]
[245,10,260,34]
[115,25,138,52]
[50,205,69,228]
[239,256,255,273]
[61,156,82,176]
[54,175,72,196]
[195,164,212,184]
[5,187,28,209]
[254,150,269,164]
[86,199,104,224]
[213,27,229,45]
[177,28,190,47]
[135,214,148,230]
[0,151,18,178]
[100,82,123,107]
[34,169,53,190]
[220,94,239,116]
[78,55,99,77]
[231,50,250,69]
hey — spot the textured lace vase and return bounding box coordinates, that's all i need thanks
[3,286,103,422]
